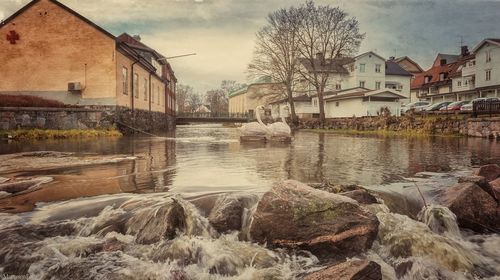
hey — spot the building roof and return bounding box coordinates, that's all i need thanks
[324,88,406,102]
[299,57,354,74]
[354,51,386,61]
[0,0,115,40]
[393,56,424,73]
[449,54,475,78]
[436,54,460,65]
[269,94,311,105]
[385,60,413,76]
[472,38,500,53]
[411,62,456,89]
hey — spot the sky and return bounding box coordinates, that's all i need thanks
[1,0,500,93]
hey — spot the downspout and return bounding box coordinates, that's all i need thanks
[149,72,152,113]
[131,59,139,112]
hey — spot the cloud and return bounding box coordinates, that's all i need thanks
[2,0,500,93]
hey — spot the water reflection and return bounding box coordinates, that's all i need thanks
[0,125,499,212]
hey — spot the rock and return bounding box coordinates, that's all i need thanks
[458,175,495,199]
[475,164,500,182]
[442,182,499,233]
[206,193,259,235]
[340,189,378,205]
[0,177,10,184]
[208,195,244,233]
[0,177,53,194]
[373,190,424,220]
[310,182,365,194]
[490,178,500,201]
[250,180,379,260]
[304,260,382,280]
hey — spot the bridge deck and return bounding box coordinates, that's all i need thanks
[175,112,254,123]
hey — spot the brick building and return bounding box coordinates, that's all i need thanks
[0,0,177,125]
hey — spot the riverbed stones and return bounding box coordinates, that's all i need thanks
[303,260,382,280]
[442,182,499,233]
[475,164,500,182]
[249,180,379,260]
[489,178,500,200]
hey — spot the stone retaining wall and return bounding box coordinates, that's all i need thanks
[0,106,175,134]
[298,115,500,139]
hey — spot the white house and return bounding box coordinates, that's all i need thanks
[323,88,405,118]
[473,38,500,98]
[269,95,316,119]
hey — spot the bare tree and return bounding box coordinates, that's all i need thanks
[205,80,245,113]
[248,7,301,123]
[176,84,193,113]
[296,1,364,126]
[186,91,203,112]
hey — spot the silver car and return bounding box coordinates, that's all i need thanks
[401,101,430,114]
[461,97,500,111]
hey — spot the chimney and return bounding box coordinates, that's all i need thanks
[316,52,325,65]
[133,35,141,41]
[461,45,469,57]
[389,56,395,60]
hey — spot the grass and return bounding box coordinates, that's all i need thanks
[302,128,463,138]
[0,128,122,140]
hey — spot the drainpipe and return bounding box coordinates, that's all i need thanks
[131,59,139,112]
[149,72,152,113]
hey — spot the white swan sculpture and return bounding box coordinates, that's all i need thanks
[268,105,292,142]
[240,105,270,142]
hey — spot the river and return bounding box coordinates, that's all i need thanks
[0,125,499,279]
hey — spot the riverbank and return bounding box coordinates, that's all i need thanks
[297,115,500,139]
[0,128,122,141]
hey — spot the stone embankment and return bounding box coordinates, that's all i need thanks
[0,106,175,134]
[298,115,500,139]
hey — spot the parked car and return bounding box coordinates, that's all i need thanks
[401,101,430,114]
[461,97,500,111]
[440,100,470,111]
[423,101,452,111]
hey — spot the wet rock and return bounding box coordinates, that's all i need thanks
[125,199,187,244]
[0,177,53,194]
[373,190,424,220]
[340,189,379,205]
[490,178,500,201]
[442,182,499,233]
[208,195,243,233]
[395,261,413,278]
[475,164,500,182]
[310,182,365,194]
[303,260,382,280]
[0,177,10,184]
[458,175,495,199]
[250,180,379,260]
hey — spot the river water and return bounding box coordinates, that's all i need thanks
[0,125,499,279]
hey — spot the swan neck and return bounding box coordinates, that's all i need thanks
[256,107,265,126]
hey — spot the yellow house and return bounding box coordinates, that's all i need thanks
[228,78,284,115]
[0,0,177,116]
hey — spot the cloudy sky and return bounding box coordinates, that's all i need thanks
[1,0,500,93]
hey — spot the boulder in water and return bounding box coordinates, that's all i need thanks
[303,259,382,280]
[208,194,259,234]
[475,164,500,182]
[458,175,496,199]
[310,183,379,205]
[250,180,379,260]
[442,182,499,233]
[489,178,500,201]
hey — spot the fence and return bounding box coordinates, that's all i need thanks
[473,100,500,117]
[176,112,253,119]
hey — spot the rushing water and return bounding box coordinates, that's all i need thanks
[0,125,499,279]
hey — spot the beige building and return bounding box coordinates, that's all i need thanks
[0,0,176,116]
[228,79,284,116]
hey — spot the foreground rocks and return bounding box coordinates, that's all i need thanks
[304,260,382,280]
[475,164,500,182]
[441,182,499,233]
[250,180,379,260]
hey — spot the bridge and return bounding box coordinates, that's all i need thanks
[176,112,255,124]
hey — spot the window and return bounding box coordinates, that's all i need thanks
[439,73,445,81]
[458,81,462,87]
[375,64,381,73]
[133,73,139,98]
[313,99,318,107]
[157,86,160,105]
[359,81,365,87]
[122,67,128,95]
[143,78,148,101]
[486,51,492,63]
[152,84,155,103]
[375,81,381,89]
[359,64,366,73]
[335,83,342,90]
[486,70,491,81]
[335,102,339,107]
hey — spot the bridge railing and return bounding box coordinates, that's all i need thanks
[176,112,254,119]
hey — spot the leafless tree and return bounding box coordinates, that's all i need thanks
[176,84,193,112]
[186,91,203,112]
[248,7,301,123]
[204,80,244,113]
[296,1,364,126]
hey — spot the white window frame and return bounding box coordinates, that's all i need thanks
[375,81,381,89]
[486,70,491,81]
[359,81,365,88]
[133,73,139,98]
[375,64,381,73]
[359,64,366,73]
[122,67,128,95]
[143,78,148,101]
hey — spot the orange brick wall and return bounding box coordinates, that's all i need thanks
[0,0,116,100]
